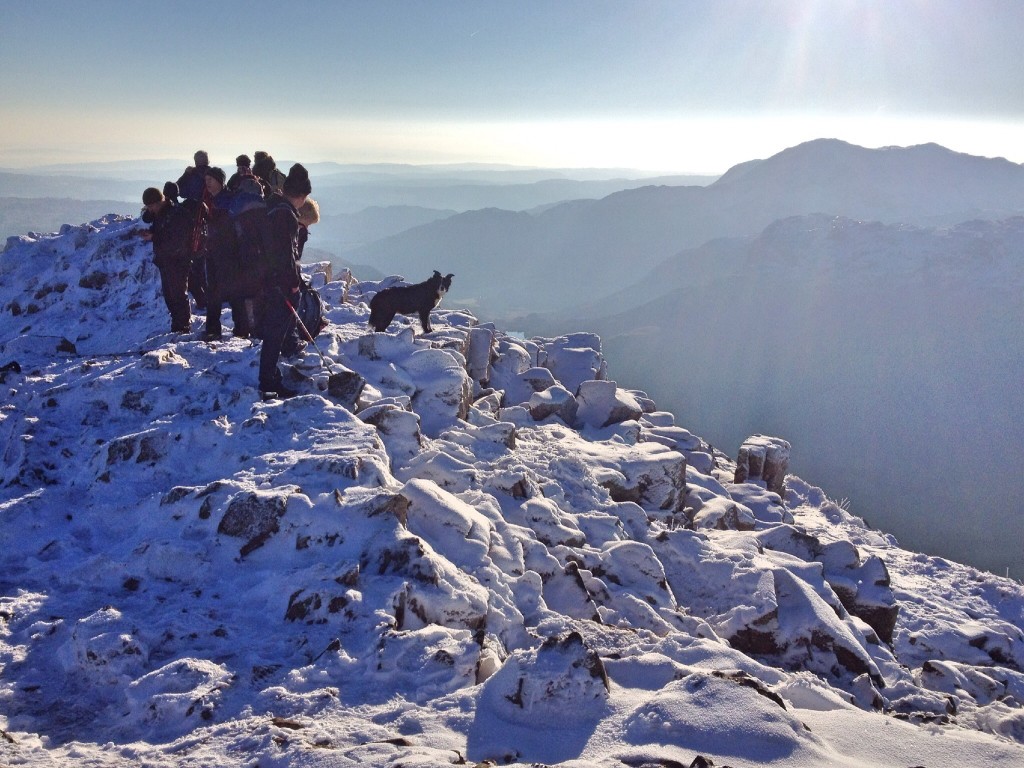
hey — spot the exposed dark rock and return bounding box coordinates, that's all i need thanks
[217,491,289,556]
[326,368,365,407]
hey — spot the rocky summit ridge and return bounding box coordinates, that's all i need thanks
[1,215,1023,766]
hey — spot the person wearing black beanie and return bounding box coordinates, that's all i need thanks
[257,163,312,398]
[138,186,200,333]
[253,152,287,195]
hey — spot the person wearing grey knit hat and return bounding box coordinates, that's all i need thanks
[205,166,227,187]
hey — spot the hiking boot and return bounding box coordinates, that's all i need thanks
[202,331,223,342]
[282,339,307,358]
[260,384,298,401]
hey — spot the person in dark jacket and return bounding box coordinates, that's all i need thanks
[139,187,199,333]
[227,154,263,196]
[253,151,287,195]
[257,164,311,397]
[176,150,210,202]
[174,151,211,310]
[202,168,254,340]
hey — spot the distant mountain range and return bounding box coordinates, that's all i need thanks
[0,197,137,242]
[352,139,1024,316]
[0,162,713,244]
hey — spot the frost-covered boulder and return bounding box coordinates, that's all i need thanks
[575,379,644,428]
[496,365,557,407]
[585,441,688,513]
[403,347,473,437]
[504,497,586,548]
[474,631,609,735]
[124,658,233,739]
[401,478,492,570]
[360,397,422,466]
[756,526,899,643]
[735,435,791,495]
[58,607,149,685]
[217,489,292,557]
[467,325,495,382]
[727,568,884,686]
[689,496,756,531]
[536,333,607,394]
[528,384,578,424]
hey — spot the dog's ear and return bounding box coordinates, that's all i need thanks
[432,270,441,278]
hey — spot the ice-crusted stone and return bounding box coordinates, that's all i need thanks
[504,497,586,548]
[756,526,899,643]
[124,658,232,739]
[356,326,419,360]
[735,435,791,495]
[401,478,492,569]
[689,496,756,531]
[529,384,578,424]
[476,631,609,730]
[360,398,422,466]
[576,379,644,428]
[592,443,688,513]
[497,365,557,407]
[324,365,366,408]
[403,347,472,437]
[467,325,495,382]
[58,607,149,685]
[537,333,607,394]
[217,489,291,557]
[727,568,884,687]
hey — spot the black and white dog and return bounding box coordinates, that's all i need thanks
[368,270,454,334]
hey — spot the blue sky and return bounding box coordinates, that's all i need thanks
[2,0,1023,171]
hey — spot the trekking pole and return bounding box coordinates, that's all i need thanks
[282,291,326,359]
[281,293,361,400]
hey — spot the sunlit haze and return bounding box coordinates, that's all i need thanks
[2,0,1023,171]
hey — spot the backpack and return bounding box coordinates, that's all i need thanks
[178,196,208,256]
[266,167,287,195]
[235,174,264,199]
[296,280,328,339]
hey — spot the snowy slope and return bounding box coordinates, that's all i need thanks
[1,217,1024,767]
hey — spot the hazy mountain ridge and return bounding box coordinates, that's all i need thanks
[0,163,708,246]
[353,139,1024,315]
[0,172,148,203]
[316,205,458,254]
[1,216,1023,766]
[0,197,138,242]
[311,174,707,216]
[712,139,1024,224]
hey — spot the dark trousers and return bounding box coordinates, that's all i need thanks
[258,288,298,391]
[205,296,251,337]
[205,254,254,337]
[158,259,192,332]
[188,256,207,310]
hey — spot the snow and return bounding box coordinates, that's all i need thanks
[1,216,1024,766]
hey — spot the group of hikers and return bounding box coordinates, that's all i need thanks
[139,150,318,398]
